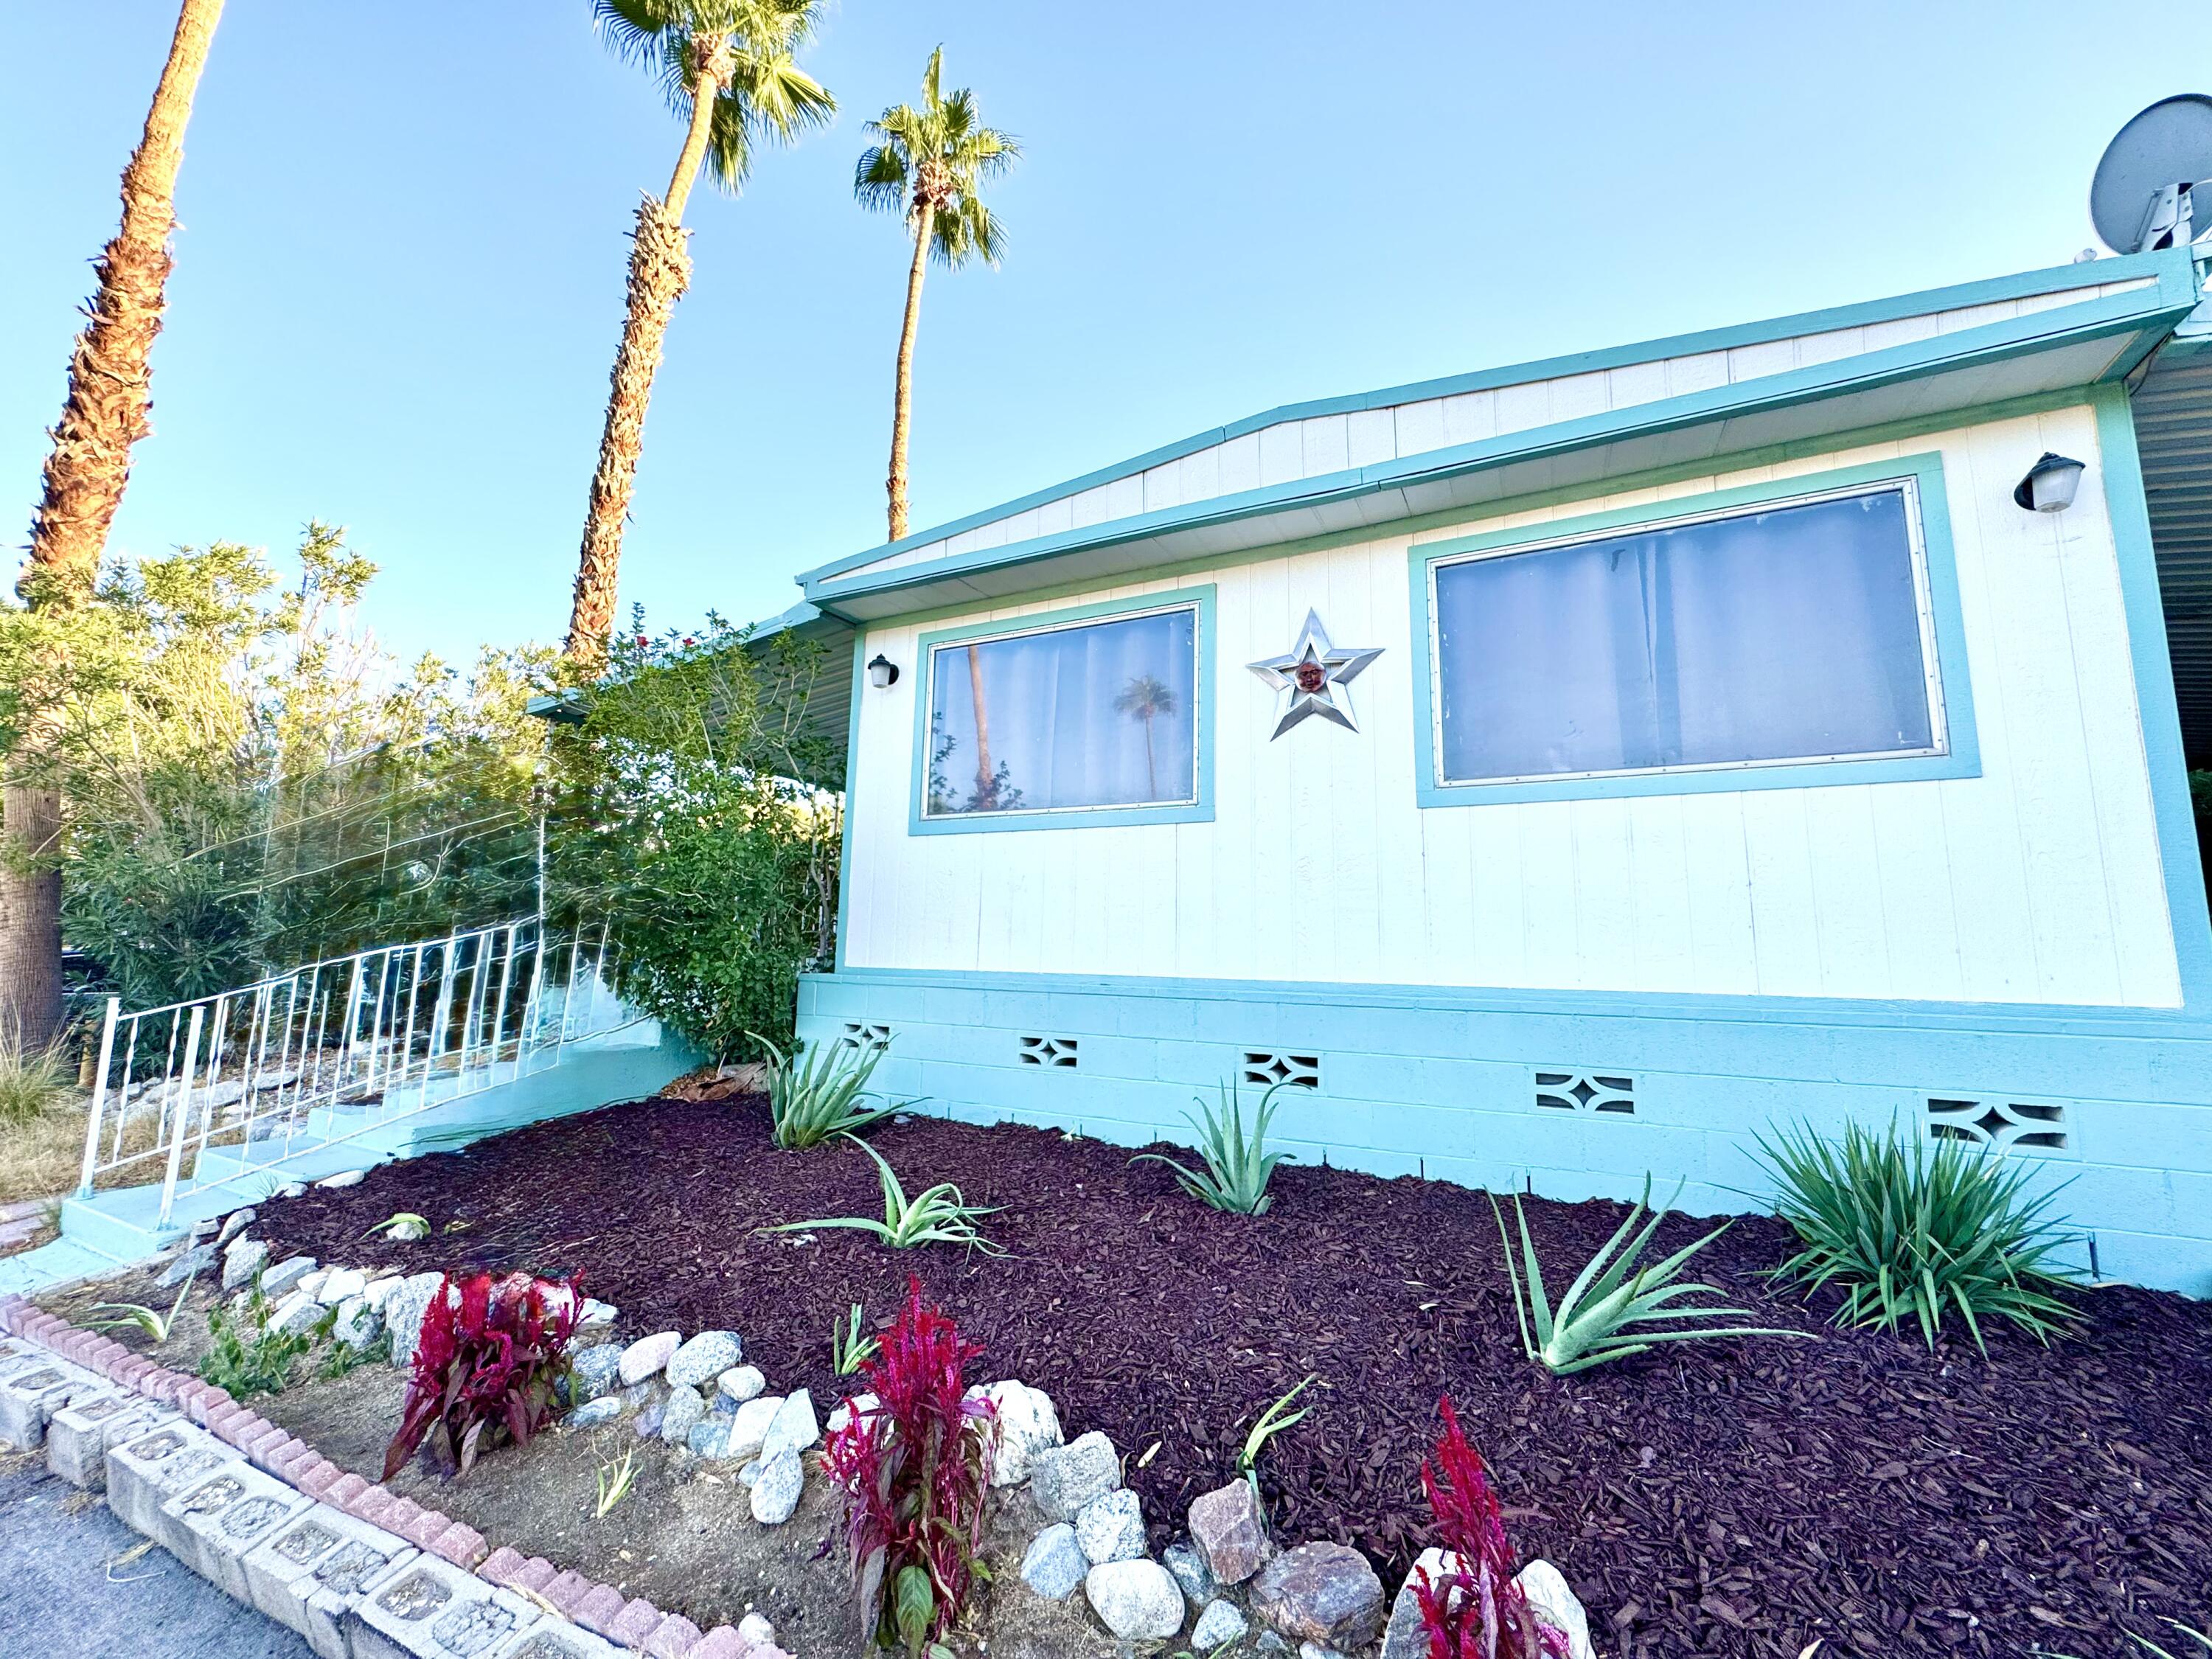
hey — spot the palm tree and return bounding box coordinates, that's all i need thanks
[564,0,834,673]
[854,47,1018,543]
[6,0,226,1051]
[1114,675,1178,801]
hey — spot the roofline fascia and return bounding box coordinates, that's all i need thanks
[795,244,2199,588]
[804,277,2201,611]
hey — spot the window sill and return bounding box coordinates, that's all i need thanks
[910,801,1217,835]
[1415,748,1981,807]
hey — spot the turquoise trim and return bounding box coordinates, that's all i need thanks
[905,586,1218,835]
[1403,454,1980,805]
[2093,383,2212,1011]
[798,248,2194,588]
[806,282,2198,611]
[832,631,868,973]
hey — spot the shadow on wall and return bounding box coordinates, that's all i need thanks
[2196,771,2212,907]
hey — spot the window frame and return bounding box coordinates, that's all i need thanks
[1405,453,1982,807]
[907,585,1217,835]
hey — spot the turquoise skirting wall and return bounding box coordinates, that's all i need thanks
[797,967,2212,1298]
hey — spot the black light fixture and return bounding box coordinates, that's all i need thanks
[866,653,900,689]
[2013,452,2086,513]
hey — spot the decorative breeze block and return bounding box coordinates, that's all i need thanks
[1018,1034,1079,1068]
[1533,1070,1636,1115]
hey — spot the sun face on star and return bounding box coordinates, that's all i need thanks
[1247,611,1385,739]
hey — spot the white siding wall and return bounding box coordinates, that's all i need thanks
[841,403,2185,1009]
[838,282,2154,582]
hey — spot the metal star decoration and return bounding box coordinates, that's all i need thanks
[1247,609,1385,739]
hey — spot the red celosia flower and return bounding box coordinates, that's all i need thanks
[383,1271,582,1480]
[820,1276,997,1655]
[1413,1396,1570,1659]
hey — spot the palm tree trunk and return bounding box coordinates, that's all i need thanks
[6,0,226,1054]
[886,204,934,543]
[965,643,994,805]
[1141,712,1157,800]
[563,46,726,673]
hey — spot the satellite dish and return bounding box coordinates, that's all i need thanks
[2090,94,2212,254]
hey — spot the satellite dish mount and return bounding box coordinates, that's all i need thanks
[2090,94,2212,254]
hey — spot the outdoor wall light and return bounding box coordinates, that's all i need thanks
[2014,452,2086,514]
[867,653,900,689]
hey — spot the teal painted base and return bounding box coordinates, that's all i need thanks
[799,968,2212,1299]
[0,1020,702,1299]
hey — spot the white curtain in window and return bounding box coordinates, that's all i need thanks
[928,608,1198,815]
[1434,489,1935,783]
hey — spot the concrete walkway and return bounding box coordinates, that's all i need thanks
[0,1455,309,1658]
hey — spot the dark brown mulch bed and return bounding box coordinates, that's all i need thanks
[254,1095,2212,1659]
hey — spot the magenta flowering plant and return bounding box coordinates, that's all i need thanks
[820,1276,998,1655]
[1413,1396,1570,1659]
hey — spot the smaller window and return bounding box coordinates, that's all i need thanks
[923,604,1200,820]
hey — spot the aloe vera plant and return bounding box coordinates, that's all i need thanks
[1131,1080,1294,1214]
[752,1033,905,1150]
[1238,1374,1318,1497]
[1492,1178,1807,1374]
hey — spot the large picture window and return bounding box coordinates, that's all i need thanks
[1427,481,1948,787]
[922,602,1201,821]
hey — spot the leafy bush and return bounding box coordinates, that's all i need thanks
[1131,1079,1294,1214]
[776,1138,1003,1253]
[757,1033,900,1149]
[0,526,547,1009]
[550,613,841,1062]
[821,1276,997,1656]
[1756,1119,2081,1354]
[1413,1396,1570,1659]
[383,1272,581,1479]
[200,1291,315,1400]
[1492,1178,1801,1373]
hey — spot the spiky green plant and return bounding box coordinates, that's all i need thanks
[832,1301,878,1375]
[1238,1374,1317,1498]
[1755,1119,2081,1355]
[1493,1178,1806,1374]
[597,1447,639,1518]
[773,1136,1002,1253]
[0,1036,73,1128]
[1131,1080,1295,1214]
[89,1279,193,1345]
[752,1032,903,1150]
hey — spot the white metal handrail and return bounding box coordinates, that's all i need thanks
[74,917,627,1224]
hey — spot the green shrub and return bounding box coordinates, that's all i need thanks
[1756,1119,2081,1354]
[1494,1178,1804,1374]
[1132,1080,1294,1214]
[0,1039,72,1130]
[199,1291,316,1399]
[756,1034,900,1149]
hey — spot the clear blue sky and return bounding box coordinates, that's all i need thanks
[1,1,2200,667]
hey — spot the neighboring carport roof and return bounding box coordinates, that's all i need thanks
[2135,329,2212,768]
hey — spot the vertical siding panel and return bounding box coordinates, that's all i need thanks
[1461,806,1525,989]
[1323,543,1382,984]
[1568,799,1636,990]
[1369,539,1427,980]
[1218,433,1262,497]
[1739,790,1823,997]
[1802,785,1891,998]
[1284,554,1335,979]
[1964,423,2121,1001]
[1346,408,1395,468]
[1517,802,1579,989]
[1257,424,1303,487]
[1301,414,1351,479]
[1868,782,1963,1001]
[1392,399,1447,458]
[1679,793,1759,992]
[1242,559,1296,975]
[1627,796,1694,992]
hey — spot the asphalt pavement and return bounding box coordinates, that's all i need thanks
[0,1453,310,1658]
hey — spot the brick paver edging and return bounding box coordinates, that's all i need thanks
[0,1292,791,1659]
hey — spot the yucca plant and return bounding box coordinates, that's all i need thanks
[1131,1079,1295,1214]
[1755,1119,2081,1355]
[1493,1178,1805,1374]
[753,1032,904,1150]
[774,1137,1003,1253]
